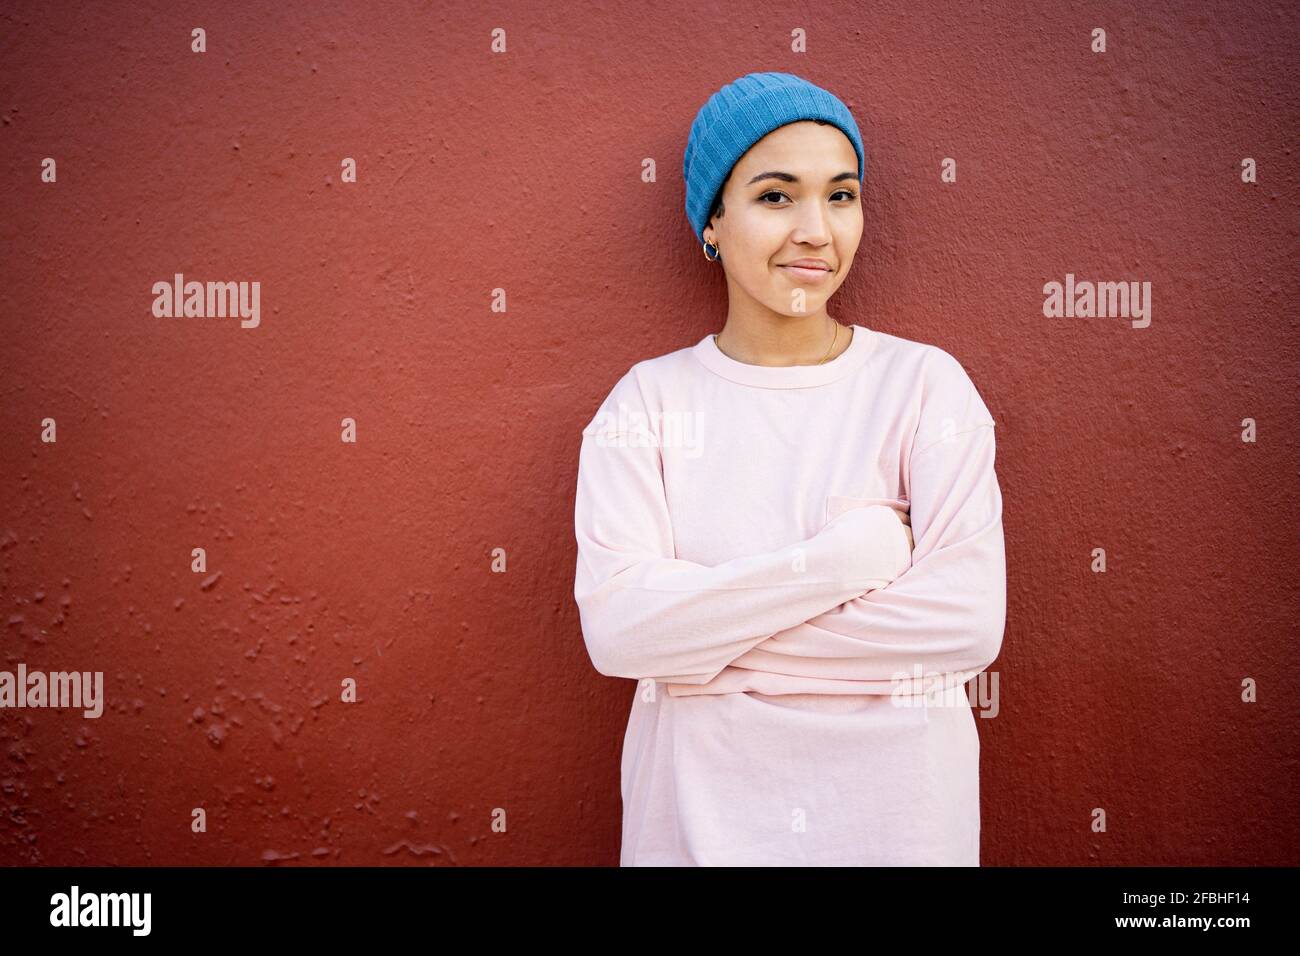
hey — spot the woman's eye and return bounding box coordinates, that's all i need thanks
[758,189,858,205]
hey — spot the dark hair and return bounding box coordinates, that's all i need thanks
[707,118,837,228]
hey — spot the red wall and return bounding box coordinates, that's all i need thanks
[1,0,1296,866]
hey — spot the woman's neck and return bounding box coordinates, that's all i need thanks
[713,315,851,367]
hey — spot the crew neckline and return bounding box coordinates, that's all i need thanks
[692,324,876,389]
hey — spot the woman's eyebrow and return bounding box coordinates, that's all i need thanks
[745,171,858,186]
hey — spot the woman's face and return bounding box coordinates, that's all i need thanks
[704,121,863,319]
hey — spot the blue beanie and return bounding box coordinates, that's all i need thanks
[683,71,866,248]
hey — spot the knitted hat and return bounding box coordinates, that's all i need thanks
[683,71,866,248]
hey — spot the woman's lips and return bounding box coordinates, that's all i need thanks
[778,264,833,282]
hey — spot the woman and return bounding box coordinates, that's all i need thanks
[573,72,1006,866]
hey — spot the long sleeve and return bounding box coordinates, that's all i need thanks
[574,372,913,686]
[666,366,1005,698]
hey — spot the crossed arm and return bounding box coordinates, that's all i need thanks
[573,378,1005,695]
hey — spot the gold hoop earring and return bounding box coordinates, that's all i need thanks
[703,239,720,261]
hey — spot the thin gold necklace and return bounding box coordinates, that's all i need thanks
[714,321,840,365]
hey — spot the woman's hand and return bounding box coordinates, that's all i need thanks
[897,509,914,554]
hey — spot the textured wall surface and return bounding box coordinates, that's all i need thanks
[1,0,1297,866]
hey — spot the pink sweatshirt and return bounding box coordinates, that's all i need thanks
[573,323,1005,865]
